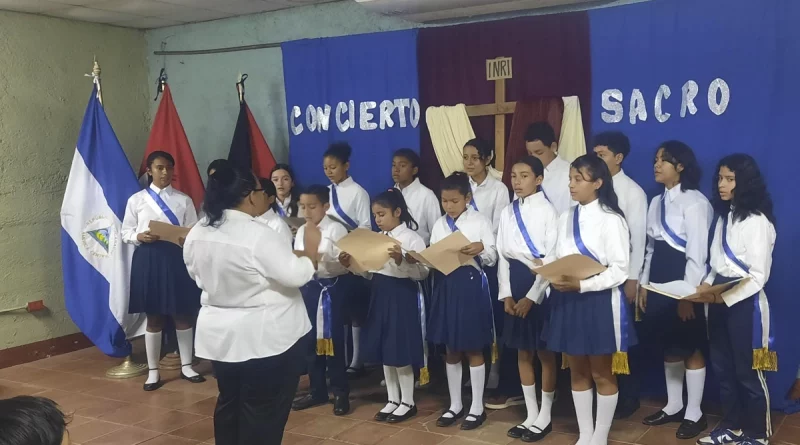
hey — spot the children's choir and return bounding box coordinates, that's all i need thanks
[132,120,779,445]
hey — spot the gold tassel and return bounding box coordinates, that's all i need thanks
[561,353,569,370]
[752,347,778,372]
[419,367,430,386]
[491,342,499,364]
[316,338,334,357]
[612,351,630,375]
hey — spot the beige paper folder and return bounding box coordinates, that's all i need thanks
[643,278,747,300]
[336,228,400,272]
[407,231,473,276]
[532,254,607,281]
[148,221,190,246]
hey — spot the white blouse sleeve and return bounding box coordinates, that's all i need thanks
[627,188,648,281]
[683,200,713,286]
[580,214,630,293]
[528,205,560,303]
[356,188,372,230]
[496,213,512,300]
[492,187,510,234]
[183,199,198,227]
[477,216,498,267]
[397,234,430,281]
[252,229,316,288]
[721,216,775,307]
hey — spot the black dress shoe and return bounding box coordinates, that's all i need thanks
[143,380,163,392]
[508,425,529,439]
[676,416,708,439]
[333,395,350,416]
[292,394,328,411]
[374,402,399,422]
[387,403,417,423]
[180,373,206,384]
[522,423,552,443]
[460,412,487,430]
[614,398,640,419]
[643,409,686,426]
[436,409,464,427]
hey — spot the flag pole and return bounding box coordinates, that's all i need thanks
[84,57,148,380]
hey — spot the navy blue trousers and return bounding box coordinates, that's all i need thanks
[302,281,349,399]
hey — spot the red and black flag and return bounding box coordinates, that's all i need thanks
[227,74,277,178]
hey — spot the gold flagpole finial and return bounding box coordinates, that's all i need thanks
[85,56,104,105]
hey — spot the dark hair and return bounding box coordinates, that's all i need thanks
[593,131,631,161]
[0,396,68,445]
[301,184,331,205]
[514,155,545,177]
[202,164,257,227]
[440,171,472,198]
[570,155,625,219]
[372,189,419,231]
[393,148,420,177]
[270,163,300,217]
[207,159,230,176]
[259,178,280,213]
[147,150,175,169]
[711,154,775,225]
[463,138,493,161]
[324,142,352,164]
[657,140,701,191]
[524,122,557,147]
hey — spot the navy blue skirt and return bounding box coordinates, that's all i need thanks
[427,266,494,352]
[343,274,370,324]
[545,284,637,356]
[361,274,424,367]
[128,241,200,316]
[642,240,707,357]
[502,260,549,351]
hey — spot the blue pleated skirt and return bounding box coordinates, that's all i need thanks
[128,241,200,315]
[642,240,707,357]
[361,274,424,367]
[502,260,549,351]
[427,266,494,352]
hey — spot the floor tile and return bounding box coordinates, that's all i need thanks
[785,413,800,428]
[523,432,581,445]
[774,424,800,445]
[135,410,208,433]
[454,417,516,445]
[178,397,217,417]
[167,418,216,442]
[283,433,325,445]
[608,420,650,443]
[83,426,161,445]
[139,435,202,444]
[333,421,402,445]
[376,429,450,445]
[637,426,697,445]
[98,404,172,426]
[290,415,363,438]
[285,411,323,431]
[67,419,126,443]
[74,398,131,419]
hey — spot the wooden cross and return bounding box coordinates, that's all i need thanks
[465,57,516,170]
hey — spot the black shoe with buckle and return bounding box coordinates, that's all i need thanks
[643,408,686,426]
[677,416,708,440]
[334,395,350,416]
[508,425,529,439]
[180,365,206,384]
[522,423,552,443]
[143,369,162,392]
[292,394,328,411]
[436,409,464,427]
[374,401,399,422]
[460,412,487,430]
[387,403,417,424]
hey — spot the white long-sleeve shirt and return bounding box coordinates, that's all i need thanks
[430,208,498,270]
[370,224,429,281]
[469,174,510,234]
[256,208,292,245]
[276,195,303,218]
[497,192,559,303]
[555,199,630,293]
[184,210,315,363]
[704,211,776,307]
[612,170,647,281]
[327,176,371,230]
[395,178,441,245]
[121,184,197,246]
[640,185,713,286]
[542,155,575,216]
[294,217,349,279]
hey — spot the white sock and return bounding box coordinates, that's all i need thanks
[443,362,463,418]
[175,328,199,378]
[349,326,362,369]
[572,389,594,445]
[590,392,618,445]
[684,367,706,422]
[469,365,486,416]
[382,366,400,413]
[487,361,500,390]
[663,361,686,415]
[521,384,539,428]
[144,331,162,385]
[533,390,555,430]
[394,365,415,416]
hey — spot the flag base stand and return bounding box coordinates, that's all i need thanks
[159,352,182,370]
[105,356,148,379]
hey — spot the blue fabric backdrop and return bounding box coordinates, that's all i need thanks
[590,0,800,411]
[282,29,421,199]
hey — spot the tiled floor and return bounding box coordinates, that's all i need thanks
[1,347,798,445]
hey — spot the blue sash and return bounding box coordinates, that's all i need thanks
[469,197,479,211]
[314,277,338,356]
[539,186,552,204]
[721,213,750,274]
[275,204,287,217]
[513,200,543,258]
[571,206,599,262]
[330,185,358,229]
[146,187,180,225]
[660,193,687,249]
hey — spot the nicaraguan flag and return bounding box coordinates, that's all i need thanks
[60,84,146,357]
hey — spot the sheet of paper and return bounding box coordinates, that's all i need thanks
[148,221,190,246]
[532,254,607,281]
[283,217,306,229]
[643,278,747,300]
[326,215,355,232]
[335,228,400,271]
[409,231,472,276]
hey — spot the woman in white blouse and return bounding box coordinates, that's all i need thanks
[183,164,322,445]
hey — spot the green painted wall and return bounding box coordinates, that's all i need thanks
[0,11,149,350]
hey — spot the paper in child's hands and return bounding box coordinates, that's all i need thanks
[408,231,472,275]
[335,229,400,272]
[532,254,606,281]
[148,221,190,246]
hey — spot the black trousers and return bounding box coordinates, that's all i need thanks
[708,296,772,439]
[212,339,305,445]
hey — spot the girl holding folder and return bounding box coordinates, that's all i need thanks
[323,142,371,375]
[690,154,776,445]
[638,141,713,438]
[427,172,497,431]
[498,156,559,442]
[121,151,204,391]
[340,189,429,423]
[546,154,634,445]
